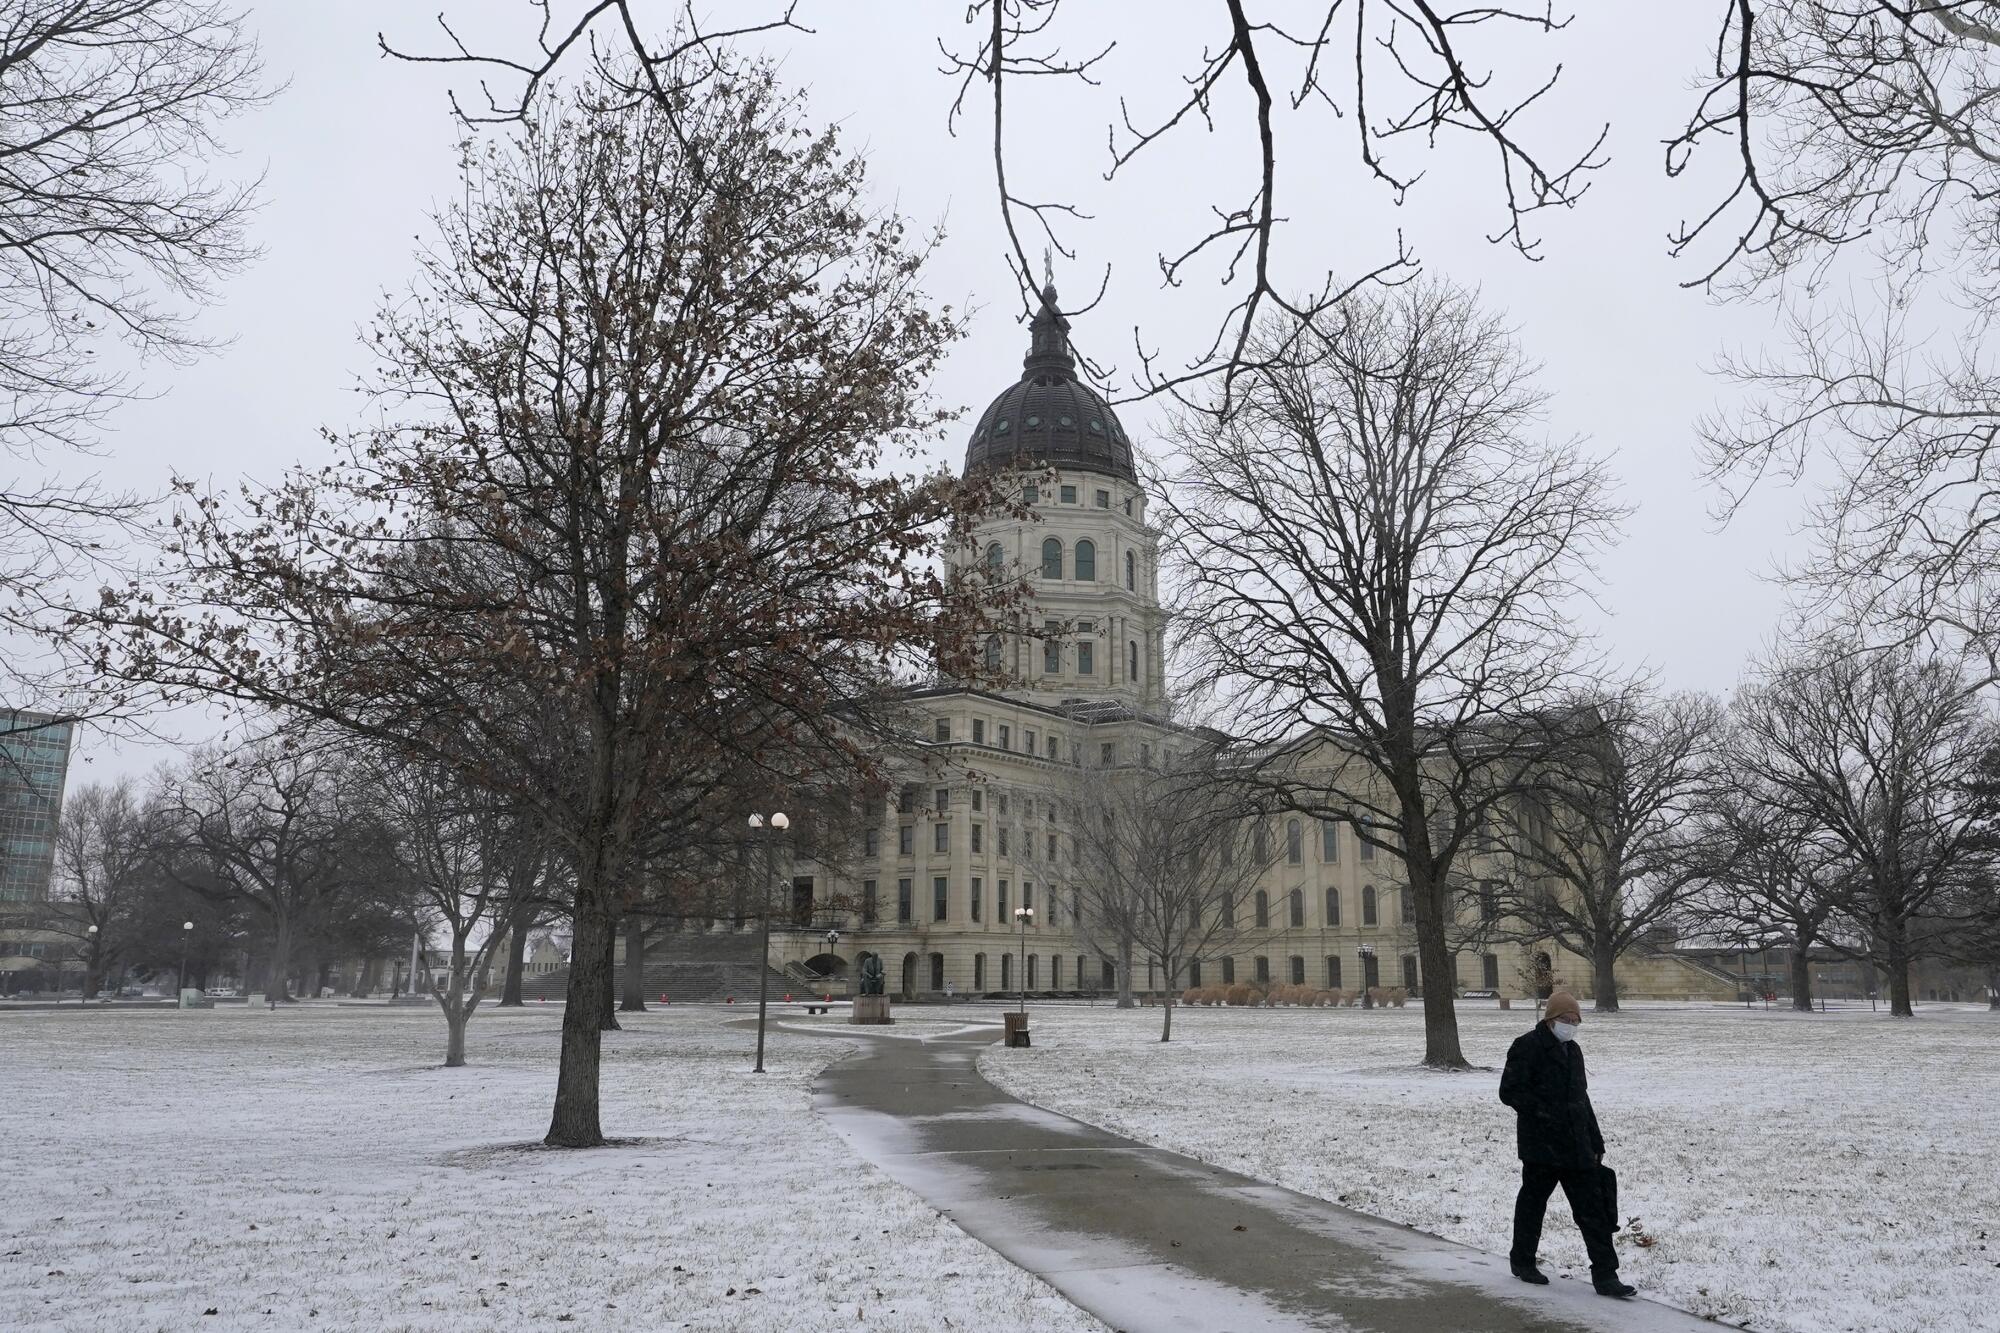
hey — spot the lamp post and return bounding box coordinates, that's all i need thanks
[1014,905,1035,1014]
[750,811,789,1074]
[1358,944,1375,1010]
[179,921,194,999]
[823,929,840,997]
[82,924,97,1001]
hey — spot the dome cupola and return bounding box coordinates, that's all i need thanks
[963,285,1137,484]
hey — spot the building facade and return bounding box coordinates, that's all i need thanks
[0,710,78,984]
[763,294,1732,1004]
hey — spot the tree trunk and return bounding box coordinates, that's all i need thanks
[444,996,468,1067]
[267,917,293,1002]
[1591,935,1619,1013]
[619,915,647,1011]
[1881,917,1914,1017]
[1408,860,1469,1069]
[1790,942,1814,1012]
[1160,953,1175,1042]
[499,922,529,1007]
[1116,935,1135,1008]
[440,945,476,1068]
[599,921,621,1031]
[545,899,613,1148]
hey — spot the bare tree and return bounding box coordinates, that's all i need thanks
[1684,766,1847,1012]
[0,1,268,722]
[1491,688,1727,1012]
[1159,279,1623,1069]
[1673,6,2000,654]
[150,739,399,1001]
[98,59,1008,1146]
[1065,742,1278,1039]
[1730,637,1998,1015]
[1672,2,2000,292]
[374,761,521,1066]
[47,778,151,995]
[382,3,1603,403]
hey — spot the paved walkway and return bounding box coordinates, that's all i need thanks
[812,1019,1720,1333]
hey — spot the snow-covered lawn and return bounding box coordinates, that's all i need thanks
[0,1004,1102,1333]
[981,1001,2000,1333]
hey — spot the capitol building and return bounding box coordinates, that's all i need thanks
[764,290,1732,1006]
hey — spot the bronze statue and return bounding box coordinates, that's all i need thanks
[858,953,886,996]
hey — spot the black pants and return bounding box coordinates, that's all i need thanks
[1510,1162,1618,1277]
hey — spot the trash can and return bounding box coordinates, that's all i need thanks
[1003,1012,1031,1048]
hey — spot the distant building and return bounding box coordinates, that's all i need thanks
[1,710,78,987]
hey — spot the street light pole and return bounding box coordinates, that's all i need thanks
[823,929,840,998]
[1015,906,1035,1015]
[750,811,789,1074]
[1359,944,1375,1010]
[179,921,193,999]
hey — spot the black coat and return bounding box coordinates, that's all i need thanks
[1498,1022,1606,1168]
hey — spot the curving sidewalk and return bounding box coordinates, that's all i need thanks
[813,1020,1723,1333]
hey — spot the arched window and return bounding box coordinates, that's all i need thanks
[973,953,986,990]
[985,542,1004,571]
[1027,954,1038,989]
[1254,890,1270,927]
[1325,887,1341,926]
[1128,641,1140,683]
[1075,538,1097,581]
[983,635,1001,674]
[1253,823,1269,863]
[1362,885,1378,926]
[1051,956,1063,989]
[1288,888,1304,927]
[1041,538,1062,579]
[1001,953,1012,990]
[1126,550,1136,590]
[1286,819,1302,864]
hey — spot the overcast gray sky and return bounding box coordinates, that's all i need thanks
[72,1,1807,779]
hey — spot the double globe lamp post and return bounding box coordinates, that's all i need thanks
[748,811,788,1074]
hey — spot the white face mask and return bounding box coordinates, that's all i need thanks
[1551,1021,1579,1044]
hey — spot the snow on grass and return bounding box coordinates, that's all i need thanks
[0,1004,1104,1333]
[980,1000,2000,1333]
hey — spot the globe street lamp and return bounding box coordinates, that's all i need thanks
[178,920,194,1000]
[83,924,96,1001]
[749,811,789,1074]
[1014,905,1035,1015]
[823,929,840,998]
[1358,944,1375,1010]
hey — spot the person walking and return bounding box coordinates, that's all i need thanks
[1497,990,1635,1298]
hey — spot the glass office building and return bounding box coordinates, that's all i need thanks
[1,710,75,905]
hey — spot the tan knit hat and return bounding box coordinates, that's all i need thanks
[1544,991,1582,1025]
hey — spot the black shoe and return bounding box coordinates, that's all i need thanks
[1510,1262,1549,1285]
[1593,1278,1636,1298]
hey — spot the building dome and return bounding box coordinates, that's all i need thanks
[963,285,1137,484]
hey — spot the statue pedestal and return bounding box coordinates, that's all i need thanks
[850,994,893,1025]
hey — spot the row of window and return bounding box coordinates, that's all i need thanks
[1230,885,1402,928]
[980,630,1145,686]
[858,877,1057,927]
[932,715,1149,759]
[1226,817,1377,866]
[866,819,1079,862]
[1184,953,1504,992]
[871,949,1117,994]
[986,537,1141,590]
[1018,481,1135,515]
